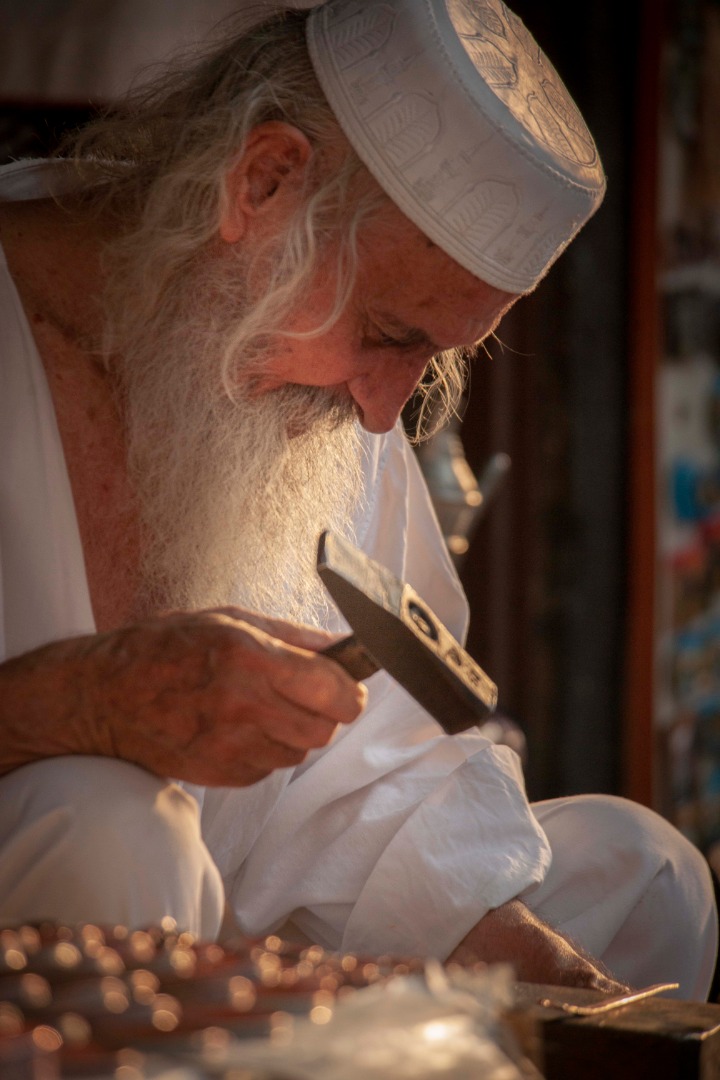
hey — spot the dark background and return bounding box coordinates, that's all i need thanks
[460,1,650,802]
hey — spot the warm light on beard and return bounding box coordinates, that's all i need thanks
[109,247,364,626]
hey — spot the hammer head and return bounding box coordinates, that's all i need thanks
[317,531,497,735]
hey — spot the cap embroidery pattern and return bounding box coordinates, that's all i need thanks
[307,0,606,292]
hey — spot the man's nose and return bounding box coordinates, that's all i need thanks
[348,360,429,435]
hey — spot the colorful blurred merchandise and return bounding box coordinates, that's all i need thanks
[671,616,720,704]
[667,540,709,628]
[668,697,720,851]
[672,459,720,523]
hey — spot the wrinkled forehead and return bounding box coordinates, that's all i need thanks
[356,204,520,348]
[307,0,605,295]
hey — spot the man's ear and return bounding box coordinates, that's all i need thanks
[220,122,313,244]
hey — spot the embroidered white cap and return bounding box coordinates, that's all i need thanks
[306,0,605,294]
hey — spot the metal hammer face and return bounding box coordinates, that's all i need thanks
[317,531,497,735]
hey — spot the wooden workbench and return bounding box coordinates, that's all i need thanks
[511,982,720,1079]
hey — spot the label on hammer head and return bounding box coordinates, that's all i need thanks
[317,531,497,734]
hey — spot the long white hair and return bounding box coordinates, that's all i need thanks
[61,8,467,437]
[54,10,469,620]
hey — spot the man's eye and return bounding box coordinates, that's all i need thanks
[378,332,409,348]
[363,329,428,352]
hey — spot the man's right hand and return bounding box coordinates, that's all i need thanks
[0,608,368,786]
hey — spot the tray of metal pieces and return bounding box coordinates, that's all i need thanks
[0,920,432,1077]
[2,921,720,1080]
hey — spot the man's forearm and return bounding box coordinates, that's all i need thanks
[447,899,630,993]
[0,636,92,775]
[0,609,366,786]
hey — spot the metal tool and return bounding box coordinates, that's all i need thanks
[317,531,497,735]
[536,982,679,1018]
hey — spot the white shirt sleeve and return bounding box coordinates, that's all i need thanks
[208,425,551,958]
[0,238,95,663]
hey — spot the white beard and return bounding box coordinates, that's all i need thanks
[108,248,364,625]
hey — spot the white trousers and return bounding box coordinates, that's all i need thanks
[0,757,716,1000]
[526,795,718,1000]
[0,756,224,940]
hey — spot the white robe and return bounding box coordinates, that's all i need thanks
[0,160,716,998]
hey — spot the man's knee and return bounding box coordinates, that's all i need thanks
[532,792,713,903]
[529,793,718,999]
[0,756,224,937]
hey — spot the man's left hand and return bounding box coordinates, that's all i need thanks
[447,899,630,993]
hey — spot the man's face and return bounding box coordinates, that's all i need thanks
[110,191,518,622]
[255,204,520,434]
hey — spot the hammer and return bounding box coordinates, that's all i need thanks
[317,531,497,735]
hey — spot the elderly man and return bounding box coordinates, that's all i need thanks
[0,0,716,1000]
